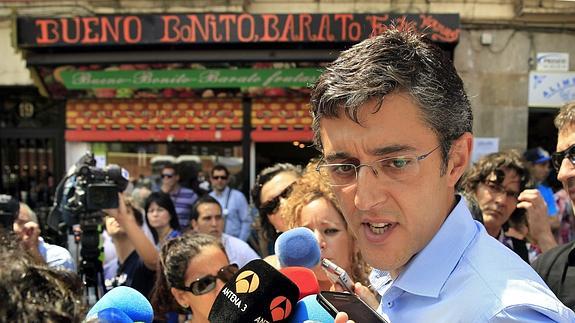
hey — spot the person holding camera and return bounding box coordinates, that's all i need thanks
[459,150,557,263]
[104,194,159,299]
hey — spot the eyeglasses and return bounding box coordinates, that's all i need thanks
[316,145,441,187]
[552,144,575,172]
[212,175,228,180]
[259,183,294,216]
[161,173,175,178]
[181,263,238,296]
[482,181,520,200]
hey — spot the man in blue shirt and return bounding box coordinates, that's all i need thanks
[159,163,198,227]
[13,202,75,272]
[311,28,574,322]
[209,164,252,241]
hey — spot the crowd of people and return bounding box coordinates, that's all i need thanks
[1,27,575,322]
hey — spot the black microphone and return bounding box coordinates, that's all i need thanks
[208,259,300,323]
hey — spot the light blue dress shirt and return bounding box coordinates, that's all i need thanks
[38,237,76,271]
[210,186,252,241]
[369,196,575,323]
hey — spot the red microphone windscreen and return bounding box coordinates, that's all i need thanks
[280,267,320,300]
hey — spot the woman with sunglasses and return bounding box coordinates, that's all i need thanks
[281,160,379,308]
[144,192,182,247]
[251,163,302,258]
[150,232,238,323]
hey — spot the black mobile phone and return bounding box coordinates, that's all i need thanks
[317,291,387,323]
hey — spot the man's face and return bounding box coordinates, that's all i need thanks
[13,205,31,235]
[474,168,521,235]
[557,125,575,202]
[161,167,179,191]
[192,202,224,238]
[210,170,229,192]
[318,93,468,277]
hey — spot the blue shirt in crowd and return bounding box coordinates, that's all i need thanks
[169,187,198,228]
[369,196,575,322]
[210,186,252,241]
[38,237,76,271]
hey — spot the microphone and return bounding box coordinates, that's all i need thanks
[280,267,320,300]
[86,286,153,323]
[275,227,321,268]
[208,259,300,323]
[289,295,334,323]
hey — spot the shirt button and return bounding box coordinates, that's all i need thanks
[387,301,394,308]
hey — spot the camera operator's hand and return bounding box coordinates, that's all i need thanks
[104,194,136,228]
[517,189,557,253]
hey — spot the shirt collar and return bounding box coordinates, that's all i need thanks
[372,195,479,298]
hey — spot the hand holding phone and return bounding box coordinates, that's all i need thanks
[317,291,387,323]
[321,258,355,293]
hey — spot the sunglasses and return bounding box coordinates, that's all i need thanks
[161,173,175,178]
[182,263,238,296]
[212,175,228,180]
[259,183,294,217]
[552,144,575,171]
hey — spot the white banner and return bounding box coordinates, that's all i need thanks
[528,71,575,108]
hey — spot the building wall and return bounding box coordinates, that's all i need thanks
[2,0,575,152]
[456,29,575,151]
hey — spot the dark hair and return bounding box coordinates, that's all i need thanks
[0,229,85,322]
[211,164,229,177]
[150,232,225,320]
[310,28,472,175]
[144,192,181,243]
[459,150,531,195]
[251,163,302,241]
[190,195,222,222]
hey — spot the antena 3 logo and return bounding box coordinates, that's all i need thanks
[235,270,260,293]
[254,296,293,323]
[270,296,292,321]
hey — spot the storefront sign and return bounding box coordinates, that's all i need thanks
[536,53,569,72]
[60,68,322,89]
[17,13,460,48]
[528,71,575,108]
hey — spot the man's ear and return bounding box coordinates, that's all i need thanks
[191,219,198,231]
[446,132,473,188]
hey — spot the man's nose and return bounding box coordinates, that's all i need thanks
[354,166,388,211]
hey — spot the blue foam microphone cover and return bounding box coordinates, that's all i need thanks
[289,294,334,323]
[275,227,321,268]
[95,308,133,323]
[86,286,153,323]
